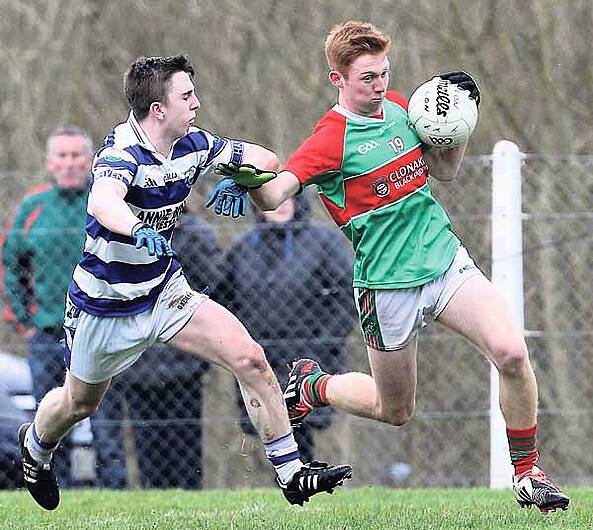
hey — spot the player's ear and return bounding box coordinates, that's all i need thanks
[149,101,166,121]
[329,70,344,88]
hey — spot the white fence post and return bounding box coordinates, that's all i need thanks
[490,140,524,488]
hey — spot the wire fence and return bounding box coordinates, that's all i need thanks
[0,153,592,490]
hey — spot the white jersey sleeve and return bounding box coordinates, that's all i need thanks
[92,146,138,189]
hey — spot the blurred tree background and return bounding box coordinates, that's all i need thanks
[0,0,590,174]
[0,1,592,489]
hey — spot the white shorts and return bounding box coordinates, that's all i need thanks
[63,270,208,383]
[354,246,483,351]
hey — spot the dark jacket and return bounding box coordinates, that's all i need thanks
[217,193,356,429]
[174,212,224,295]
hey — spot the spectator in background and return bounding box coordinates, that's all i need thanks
[2,126,93,487]
[91,205,221,489]
[217,193,356,461]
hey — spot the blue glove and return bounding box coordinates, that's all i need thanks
[131,223,175,257]
[205,177,248,218]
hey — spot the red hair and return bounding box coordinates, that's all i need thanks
[325,21,391,75]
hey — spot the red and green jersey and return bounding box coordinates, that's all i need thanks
[284,91,459,289]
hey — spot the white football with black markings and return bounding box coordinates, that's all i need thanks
[407,76,478,148]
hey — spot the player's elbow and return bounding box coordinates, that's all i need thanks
[88,197,112,228]
[88,193,102,219]
[378,401,416,427]
[246,145,280,172]
[382,411,413,427]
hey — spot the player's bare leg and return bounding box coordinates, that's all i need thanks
[437,275,536,428]
[19,373,110,510]
[437,274,568,512]
[169,299,292,441]
[285,337,418,427]
[35,372,110,442]
[168,299,352,504]
[333,339,417,424]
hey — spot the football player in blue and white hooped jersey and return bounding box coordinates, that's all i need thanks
[18,55,352,511]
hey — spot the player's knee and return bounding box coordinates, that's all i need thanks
[491,338,530,377]
[230,340,268,377]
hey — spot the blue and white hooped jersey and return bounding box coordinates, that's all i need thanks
[68,111,244,317]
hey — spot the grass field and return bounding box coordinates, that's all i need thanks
[1,487,591,530]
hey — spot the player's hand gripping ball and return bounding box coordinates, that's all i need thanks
[407,73,479,148]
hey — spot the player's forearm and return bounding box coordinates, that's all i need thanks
[249,171,301,211]
[424,143,468,181]
[248,185,285,211]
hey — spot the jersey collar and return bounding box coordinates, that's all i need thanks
[126,111,160,153]
[332,103,386,123]
[126,111,184,159]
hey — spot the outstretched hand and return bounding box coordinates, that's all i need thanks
[439,71,481,107]
[214,162,277,188]
[205,177,248,218]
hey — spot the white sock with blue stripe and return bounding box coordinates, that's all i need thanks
[26,423,58,464]
[264,432,303,485]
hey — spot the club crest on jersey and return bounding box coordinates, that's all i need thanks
[372,177,390,198]
[184,165,198,186]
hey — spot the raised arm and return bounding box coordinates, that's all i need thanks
[240,144,300,210]
[207,141,301,216]
[249,170,301,211]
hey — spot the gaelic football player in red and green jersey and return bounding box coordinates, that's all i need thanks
[210,20,568,512]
